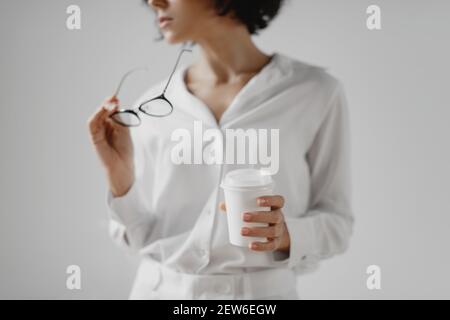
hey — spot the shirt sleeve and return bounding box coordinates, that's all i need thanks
[276,81,355,272]
[105,124,159,253]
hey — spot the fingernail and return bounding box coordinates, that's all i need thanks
[241,228,249,235]
[257,198,266,205]
[243,213,251,221]
[106,102,116,111]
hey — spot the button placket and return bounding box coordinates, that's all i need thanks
[214,281,232,294]
[198,248,208,257]
[195,166,223,273]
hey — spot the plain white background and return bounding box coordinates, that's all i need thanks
[0,0,449,299]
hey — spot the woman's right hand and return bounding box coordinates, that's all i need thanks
[87,96,135,197]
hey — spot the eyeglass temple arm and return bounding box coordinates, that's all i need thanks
[113,41,193,98]
[161,41,194,95]
[113,67,150,97]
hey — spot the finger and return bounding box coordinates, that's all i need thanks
[89,108,122,145]
[243,209,283,224]
[103,95,120,111]
[249,239,278,251]
[109,95,119,104]
[219,202,227,213]
[241,225,282,238]
[257,195,285,209]
[99,107,120,133]
[107,109,130,134]
[104,119,115,142]
[88,96,119,129]
[88,106,109,134]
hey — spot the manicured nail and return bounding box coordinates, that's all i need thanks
[251,243,258,249]
[241,228,249,235]
[243,213,251,221]
[257,198,266,205]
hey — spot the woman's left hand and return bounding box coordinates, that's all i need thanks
[219,195,291,253]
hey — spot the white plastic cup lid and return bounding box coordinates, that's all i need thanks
[220,169,273,190]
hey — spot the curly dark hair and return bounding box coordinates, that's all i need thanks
[143,0,285,36]
[212,0,285,35]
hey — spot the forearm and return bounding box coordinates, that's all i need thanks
[106,166,135,198]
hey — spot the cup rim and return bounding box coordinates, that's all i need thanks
[220,181,274,191]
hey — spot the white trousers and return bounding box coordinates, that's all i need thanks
[129,258,299,300]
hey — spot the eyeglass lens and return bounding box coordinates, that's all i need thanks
[110,41,194,127]
[140,97,173,117]
[111,110,141,127]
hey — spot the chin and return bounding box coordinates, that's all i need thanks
[162,31,190,45]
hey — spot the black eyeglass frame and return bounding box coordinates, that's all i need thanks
[110,42,194,127]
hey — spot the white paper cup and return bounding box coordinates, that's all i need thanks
[220,169,274,247]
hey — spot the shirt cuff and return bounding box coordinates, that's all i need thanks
[272,248,290,262]
[280,216,316,270]
[105,180,149,227]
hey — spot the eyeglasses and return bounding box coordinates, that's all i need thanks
[109,42,194,127]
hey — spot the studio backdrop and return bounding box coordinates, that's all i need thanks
[0,0,449,299]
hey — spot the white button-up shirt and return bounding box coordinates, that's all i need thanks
[106,52,354,279]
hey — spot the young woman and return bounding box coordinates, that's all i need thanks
[88,0,354,300]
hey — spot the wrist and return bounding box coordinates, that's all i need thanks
[106,167,135,198]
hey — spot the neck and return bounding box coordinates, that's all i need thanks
[192,26,271,84]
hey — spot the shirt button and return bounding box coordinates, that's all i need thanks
[214,282,231,294]
[198,248,208,257]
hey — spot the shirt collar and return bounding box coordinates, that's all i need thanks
[166,51,294,128]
